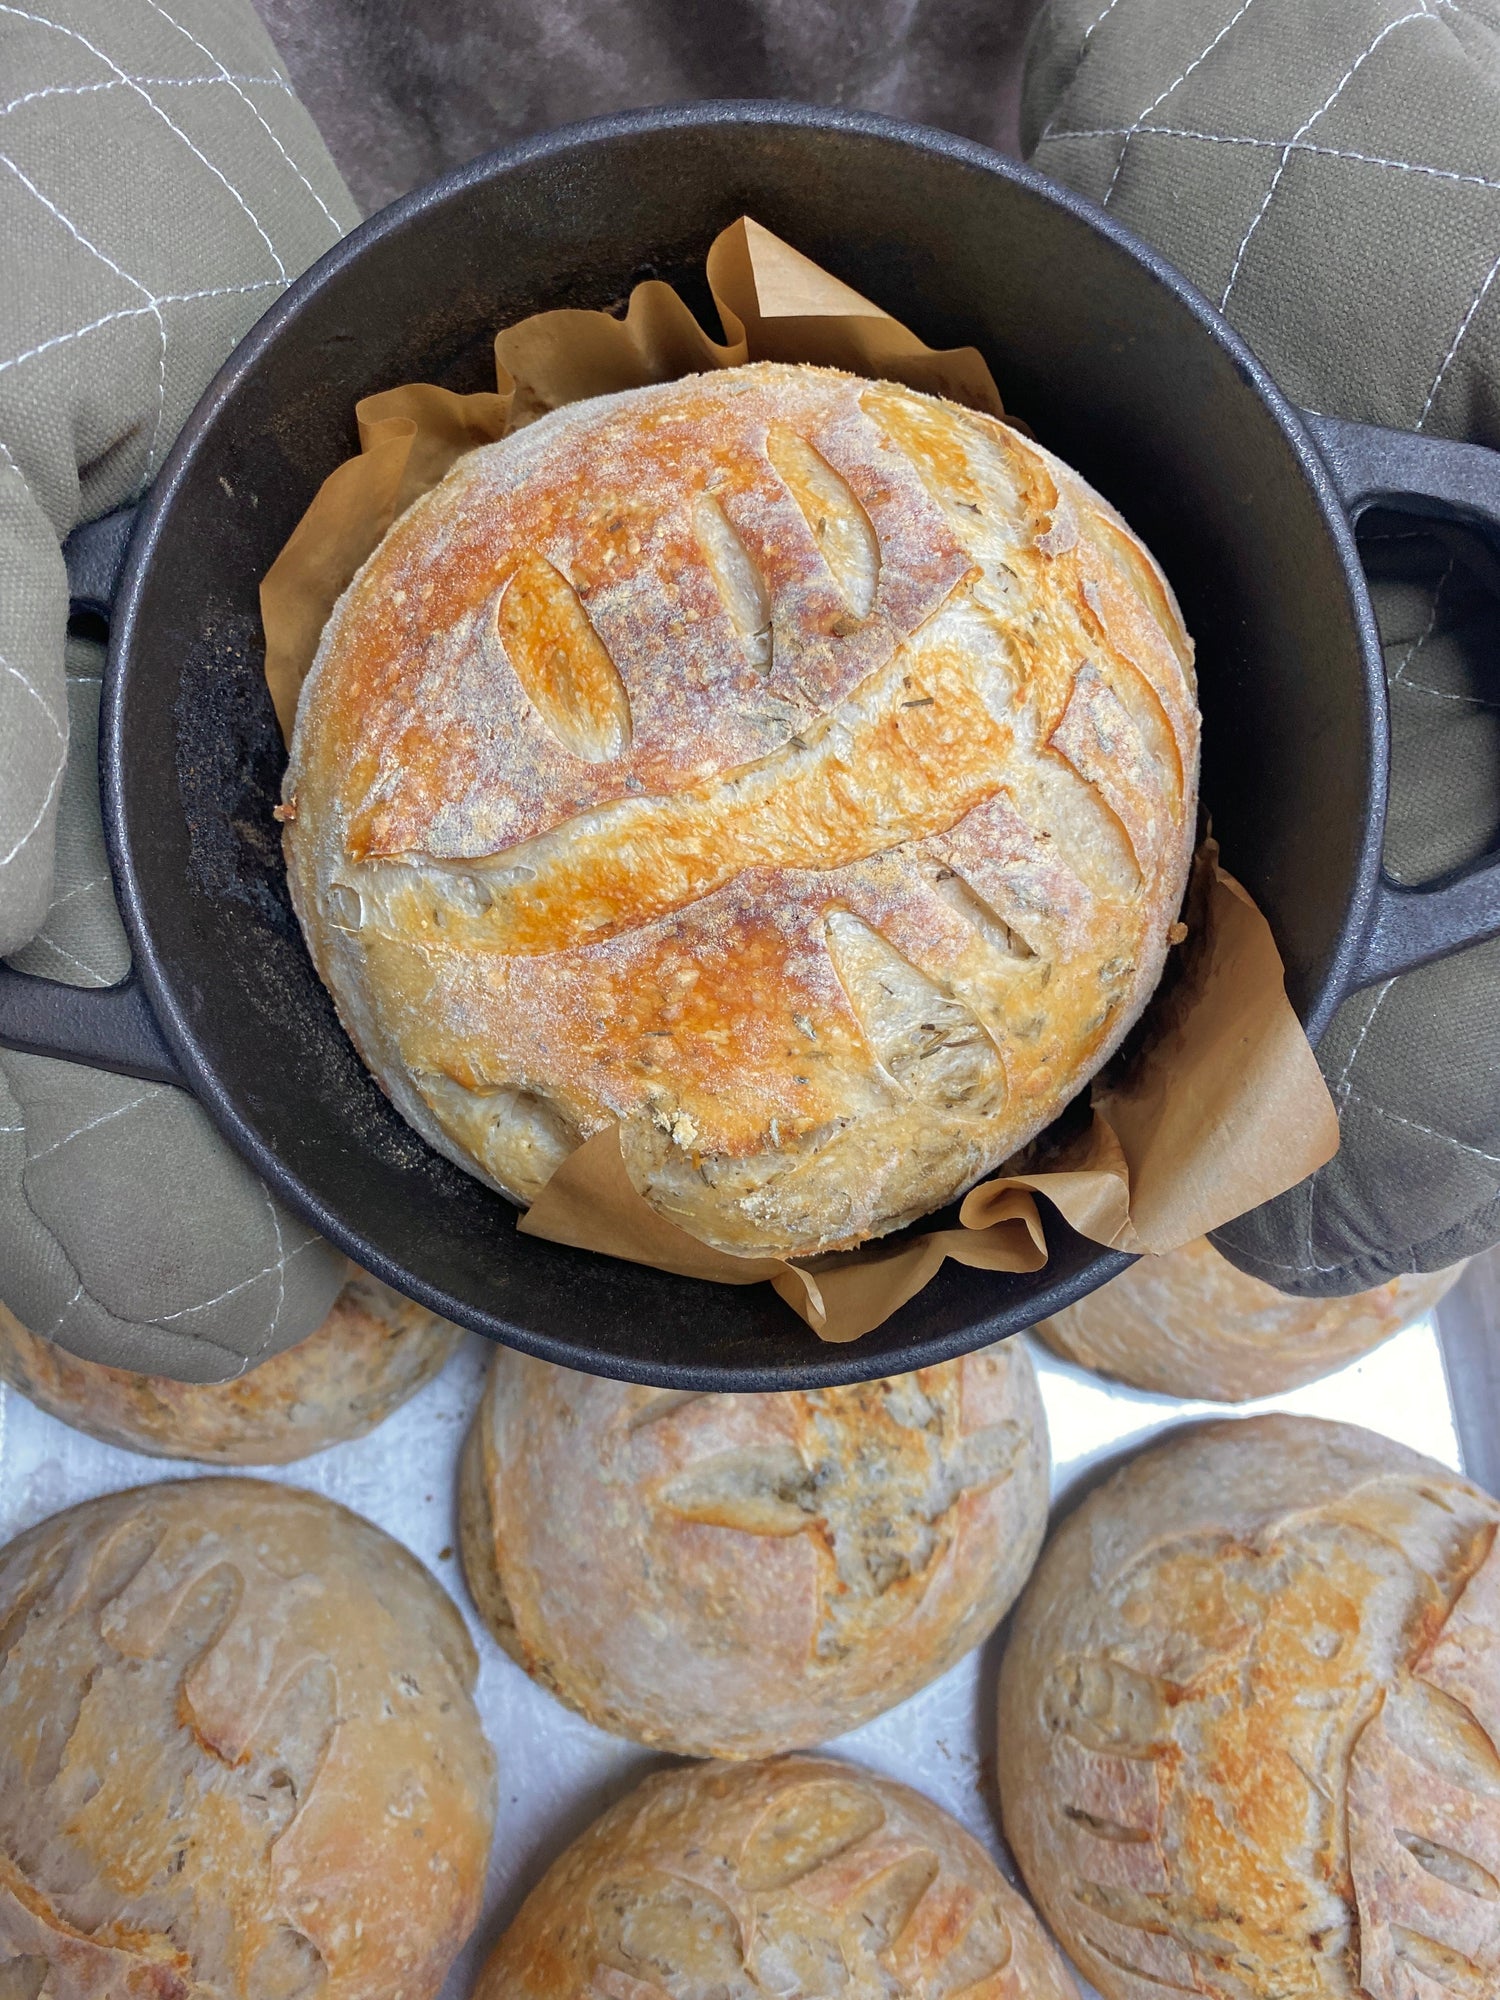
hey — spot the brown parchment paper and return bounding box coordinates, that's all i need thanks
[260,217,1001,734]
[512,1120,1048,1343]
[259,217,1339,1344]
[516,841,1337,1341]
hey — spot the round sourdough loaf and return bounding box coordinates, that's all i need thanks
[473,1754,1080,2000]
[0,1480,495,2000]
[283,361,1198,1257]
[997,1414,1500,2000]
[458,1339,1049,1756]
[1032,1239,1466,1400]
[0,1268,461,1462]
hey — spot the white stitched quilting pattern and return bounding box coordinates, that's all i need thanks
[0,0,350,928]
[1390,550,1456,685]
[0,278,283,380]
[1419,243,1500,425]
[1,72,292,118]
[1102,0,1263,204]
[1218,5,1441,310]
[4,3,293,280]
[1034,0,1500,414]
[0,0,354,1366]
[0,652,66,869]
[1046,125,1500,198]
[1034,0,1500,1280]
[1036,0,1130,143]
[141,0,342,234]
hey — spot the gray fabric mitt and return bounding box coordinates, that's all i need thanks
[0,0,359,1379]
[1024,0,1500,1294]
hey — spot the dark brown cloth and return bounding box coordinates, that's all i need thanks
[251,0,1042,214]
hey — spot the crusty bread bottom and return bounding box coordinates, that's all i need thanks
[0,1273,459,1463]
[1032,1239,1465,1400]
[456,1412,522,1659]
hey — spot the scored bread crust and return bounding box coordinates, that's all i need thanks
[473,1754,1081,2000]
[0,1269,461,1463]
[0,1479,495,2000]
[457,1339,1050,1757]
[1032,1238,1467,1401]
[284,360,1199,1257]
[996,1414,1500,2000]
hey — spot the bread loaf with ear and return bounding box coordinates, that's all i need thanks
[0,1269,460,1462]
[997,1414,1500,2000]
[473,1755,1080,1999]
[459,1338,1050,1755]
[0,1479,495,2000]
[284,360,1198,1257]
[1032,1238,1465,1400]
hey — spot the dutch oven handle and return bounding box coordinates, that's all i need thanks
[0,505,184,1087]
[6,425,1493,1073]
[1307,411,1500,991]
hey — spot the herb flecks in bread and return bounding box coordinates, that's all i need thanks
[0,1480,495,2000]
[997,1414,1500,2000]
[284,362,1198,1258]
[460,1341,1049,1756]
[473,1756,1081,1999]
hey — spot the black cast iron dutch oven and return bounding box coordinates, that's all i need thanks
[3,103,1499,1390]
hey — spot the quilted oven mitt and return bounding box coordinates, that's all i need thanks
[0,0,359,1380]
[1025,0,1500,1294]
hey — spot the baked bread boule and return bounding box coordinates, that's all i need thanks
[1032,1238,1466,1400]
[473,1754,1080,1999]
[459,1339,1050,1756]
[0,1268,461,1462]
[284,359,1198,1257]
[0,1479,495,2000]
[997,1413,1500,2000]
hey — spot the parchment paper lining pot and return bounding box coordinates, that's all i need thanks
[4,105,1492,1384]
[260,218,1335,1343]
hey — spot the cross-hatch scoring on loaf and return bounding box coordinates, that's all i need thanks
[284,363,1198,1254]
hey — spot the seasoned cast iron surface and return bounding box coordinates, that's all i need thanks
[110,110,1378,1383]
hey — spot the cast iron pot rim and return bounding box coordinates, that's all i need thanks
[100,99,1386,1380]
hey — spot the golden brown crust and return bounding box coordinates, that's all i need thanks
[458,1340,1050,1757]
[285,361,1198,1256]
[996,1414,1500,2000]
[0,1270,461,1463]
[1032,1240,1467,1401]
[0,1479,495,2000]
[456,1410,523,1660]
[473,1755,1080,2000]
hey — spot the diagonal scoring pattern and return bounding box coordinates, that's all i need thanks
[1036,1479,1500,1998]
[285,363,1198,1256]
[474,1758,1072,1998]
[0,1481,492,2000]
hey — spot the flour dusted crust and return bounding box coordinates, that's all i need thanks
[0,1479,494,2000]
[996,1414,1500,2000]
[284,361,1198,1257]
[474,1754,1080,1999]
[0,1270,461,1463]
[458,1340,1049,1756]
[1032,1240,1466,1401]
